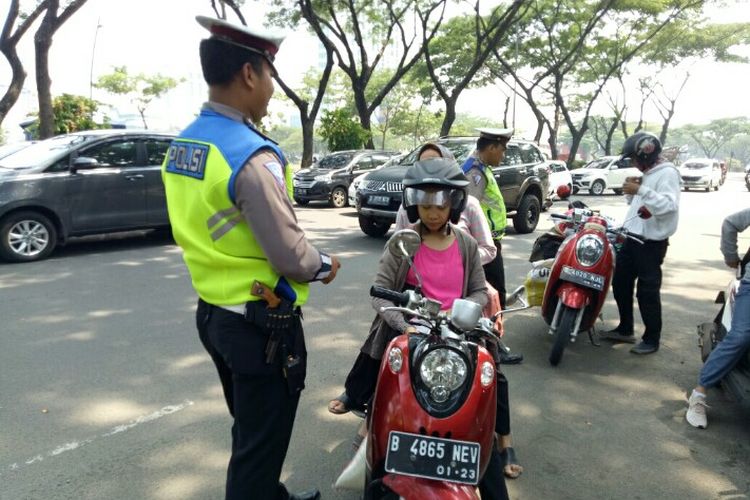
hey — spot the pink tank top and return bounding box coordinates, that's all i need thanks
[406,239,464,310]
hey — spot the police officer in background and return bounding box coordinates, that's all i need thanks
[162,16,339,500]
[461,128,512,308]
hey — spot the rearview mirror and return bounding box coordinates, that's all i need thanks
[387,229,421,259]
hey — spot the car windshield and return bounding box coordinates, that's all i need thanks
[683,162,709,169]
[584,159,612,169]
[317,152,355,170]
[397,140,476,167]
[0,134,90,169]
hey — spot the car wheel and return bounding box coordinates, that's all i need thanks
[0,211,58,263]
[359,215,391,238]
[572,186,579,195]
[714,182,720,191]
[329,187,348,208]
[294,198,310,206]
[590,180,605,196]
[612,188,623,195]
[512,194,541,234]
[705,182,711,192]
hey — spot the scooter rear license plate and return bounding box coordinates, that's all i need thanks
[560,265,605,291]
[384,431,480,485]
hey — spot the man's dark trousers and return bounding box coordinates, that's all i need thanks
[484,239,507,308]
[611,238,669,346]
[197,299,302,500]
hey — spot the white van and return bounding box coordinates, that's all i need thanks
[679,158,722,191]
[570,156,640,195]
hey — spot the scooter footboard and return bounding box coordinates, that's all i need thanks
[383,474,477,500]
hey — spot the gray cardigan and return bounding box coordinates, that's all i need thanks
[361,224,488,359]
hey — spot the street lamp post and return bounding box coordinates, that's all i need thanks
[89,18,102,101]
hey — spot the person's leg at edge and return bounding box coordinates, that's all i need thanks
[611,241,637,335]
[636,240,667,347]
[479,445,510,500]
[484,240,506,309]
[688,278,750,427]
[495,373,522,479]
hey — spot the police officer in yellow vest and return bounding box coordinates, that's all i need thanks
[461,128,511,307]
[162,16,339,500]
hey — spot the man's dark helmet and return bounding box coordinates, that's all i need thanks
[620,132,662,166]
[402,158,468,224]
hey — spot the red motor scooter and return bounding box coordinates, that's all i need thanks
[361,229,524,499]
[536,186,642,366]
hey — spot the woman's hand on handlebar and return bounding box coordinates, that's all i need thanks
[404,326,418,335]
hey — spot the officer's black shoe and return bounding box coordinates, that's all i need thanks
[289,490,321,500]
[498,350,524,365]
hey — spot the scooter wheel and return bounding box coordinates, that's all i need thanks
[549,305,577,366]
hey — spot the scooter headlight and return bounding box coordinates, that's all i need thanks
[576,234,604,267]
[419,348,467,403]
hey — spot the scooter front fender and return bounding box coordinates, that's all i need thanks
[382,474,478,500]
[557,283,591,309]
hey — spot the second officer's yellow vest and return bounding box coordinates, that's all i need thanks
[162,109,309,306]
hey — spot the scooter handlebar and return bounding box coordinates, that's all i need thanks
[370,285,411,306]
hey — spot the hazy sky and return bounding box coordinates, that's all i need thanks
[1,0,749,143]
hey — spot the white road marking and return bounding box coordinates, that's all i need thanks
[3,400,193,476]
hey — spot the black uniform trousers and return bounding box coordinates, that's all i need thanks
[197,299,304,500]
[611,238,669,346]
[484,239,507,308]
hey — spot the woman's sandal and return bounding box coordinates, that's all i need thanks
[328,392,367,418]
[499,447,523,479]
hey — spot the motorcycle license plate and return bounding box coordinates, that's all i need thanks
[560,265,605,291]
[384,431,480,485]
[368,195,390,206]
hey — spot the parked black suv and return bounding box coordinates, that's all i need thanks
[293,149,400,208]
[0,130,174,262]
[356,136,549,237]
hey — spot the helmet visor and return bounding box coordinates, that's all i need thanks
[404,187,464,209]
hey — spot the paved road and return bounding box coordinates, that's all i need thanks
[2,174,748,500]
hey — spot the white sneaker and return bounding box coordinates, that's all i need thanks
[686,392,709,429]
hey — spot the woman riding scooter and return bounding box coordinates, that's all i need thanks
[332,157,510,498]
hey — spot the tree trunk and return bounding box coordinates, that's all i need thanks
[0,51,25,127]
[34,27,55,139]
[352,80,374,149]
[439,98,457,137]
[567,121,589,165]
[605,117,619,155]
[300,117,315,168]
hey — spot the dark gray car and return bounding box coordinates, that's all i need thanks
[0,130,175,262]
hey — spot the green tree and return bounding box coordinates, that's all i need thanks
[217,0,334,169]
[489,0,739,164]
[292,0,449,148]
[95,66,182,129]
[34,0,90,139]
[418,3,526,135]
[25,93,107,138]
[681,117,750,158]
[318,108,370,151]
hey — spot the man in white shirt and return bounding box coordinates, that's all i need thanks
[600,132,680,354]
